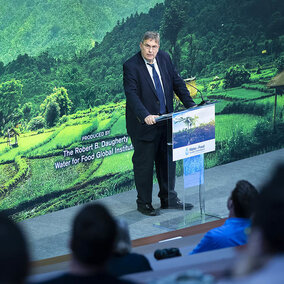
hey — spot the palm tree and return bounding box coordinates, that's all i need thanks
[175,115,199,144]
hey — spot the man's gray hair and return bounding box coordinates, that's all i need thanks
[141,31,160,44]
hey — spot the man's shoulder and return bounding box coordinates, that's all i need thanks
[205,223,229,238]
[157,50,171,61]
[206,218,248,239]
[34,273,70,284]
[35,272,134,284]
[123,52,141,67]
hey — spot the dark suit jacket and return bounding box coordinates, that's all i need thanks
[107,252,152,277]
[123,50,196,141]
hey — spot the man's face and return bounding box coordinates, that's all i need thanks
[140,38,159,63]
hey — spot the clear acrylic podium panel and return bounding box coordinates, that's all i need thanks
[153,107,224,231]
[153,158,224,231]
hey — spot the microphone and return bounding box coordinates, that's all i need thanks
[185,79,217,106]
[197,100,207,106]
[186,80,208,106]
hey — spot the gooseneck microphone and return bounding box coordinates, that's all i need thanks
[185,81,209,106]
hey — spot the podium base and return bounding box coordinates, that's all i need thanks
[153,212,222,231]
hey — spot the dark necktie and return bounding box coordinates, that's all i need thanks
[147,63,166,114]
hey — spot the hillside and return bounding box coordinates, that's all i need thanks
[0,0,283,114]
[0,0,163,64]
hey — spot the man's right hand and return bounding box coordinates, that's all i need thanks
[144,115,159,125]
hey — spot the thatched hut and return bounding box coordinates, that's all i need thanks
[5,128,20,147]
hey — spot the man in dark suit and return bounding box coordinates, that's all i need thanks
[123,31,196,216]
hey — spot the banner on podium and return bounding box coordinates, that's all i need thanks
[172,104,215,161]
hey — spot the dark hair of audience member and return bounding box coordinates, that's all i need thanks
[252,163,284,254]
[70,203,117,267]
[0,212,30,284]
[231,180,258,218]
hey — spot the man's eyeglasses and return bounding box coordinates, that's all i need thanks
[143,43,159,50]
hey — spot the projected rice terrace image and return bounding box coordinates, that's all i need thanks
[0,0,283,221]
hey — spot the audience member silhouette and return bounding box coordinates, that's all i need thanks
[190,180,258,254]
[107,219,152,277]
[0,212,30,284]
[218,163,284,283]
[38,203,134,284]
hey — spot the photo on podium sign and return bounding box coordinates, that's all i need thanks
[172,104,215,161]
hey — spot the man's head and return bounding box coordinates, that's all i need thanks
[70,203,116,268]
[252,163,284,254]
[227,180,258,218]
[113,219,132,256]
[140,31,160,63]
[0,213,30,284]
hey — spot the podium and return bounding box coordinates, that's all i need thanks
[154,102,220,230]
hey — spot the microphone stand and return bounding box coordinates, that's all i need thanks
[185,81,211,106]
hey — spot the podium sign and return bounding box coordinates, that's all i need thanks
[172,104,215,161]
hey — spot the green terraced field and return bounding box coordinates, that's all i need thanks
[0,131,55,162]
[0,156,82,210]
[1,81,282,221]
[209,87,271,100]
[28,123,93,156]
[215,114,264,141]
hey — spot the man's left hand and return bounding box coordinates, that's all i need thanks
[144,115,159,125]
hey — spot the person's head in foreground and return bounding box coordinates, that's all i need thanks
[252,163,284,255]
[230,163,284,279]
[0,213,30,284]
[70,203,117,272]
[227,180,258,218]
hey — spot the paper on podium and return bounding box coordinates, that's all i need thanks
[155,100,218,123]
[155,112,173,122]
